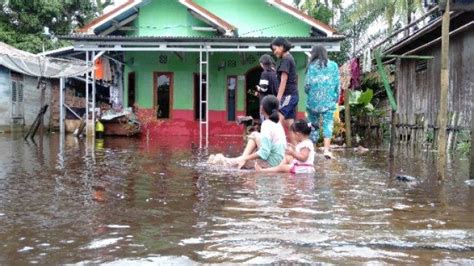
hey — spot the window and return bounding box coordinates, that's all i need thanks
[153,72,173,119]
[227,76,237,121]
[11,80,24,118]
[415,61,427,73]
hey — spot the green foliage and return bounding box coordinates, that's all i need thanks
[328,38,350,66]
[308,4,333,25]
[348,0,423,32]
[455,130,471,156]
[0,0,112,53]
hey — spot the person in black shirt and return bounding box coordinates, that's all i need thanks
[257,54,279,121]
[271,37,299,130]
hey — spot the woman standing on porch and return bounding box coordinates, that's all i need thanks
[271,37,299,131]
[305,45,340,159]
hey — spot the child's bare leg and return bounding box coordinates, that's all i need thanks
[255,161,292,173]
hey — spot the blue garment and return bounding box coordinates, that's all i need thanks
[305,59,340,113]
[307,108,334,142]
[279,94,298,120]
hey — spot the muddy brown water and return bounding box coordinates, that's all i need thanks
[0,134,472,264]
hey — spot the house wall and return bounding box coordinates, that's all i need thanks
[23,75,52,128]
[123,51,309,136]
[0,67,52,132]
[396,28,473,129]
[132,0,213,37]
[0,66,10,130]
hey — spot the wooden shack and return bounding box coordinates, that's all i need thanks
[384,11,473,137]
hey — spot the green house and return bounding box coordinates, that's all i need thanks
[63,0,343,145]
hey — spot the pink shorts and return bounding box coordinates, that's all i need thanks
[290,162,315,174]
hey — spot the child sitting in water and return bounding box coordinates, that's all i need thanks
[208,95,286,169]
[255,119,316,174]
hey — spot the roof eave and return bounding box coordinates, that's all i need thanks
[178,0,237,37]
[77,0,142,35]
[266,0,336,37]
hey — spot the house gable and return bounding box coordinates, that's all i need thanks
[79,0,336,38]
[192,0,314,37]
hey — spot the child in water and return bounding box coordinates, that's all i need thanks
[208,95,286,169]
[255,119,316,174]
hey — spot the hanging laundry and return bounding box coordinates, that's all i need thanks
[95,58,104,80]
[338,62,351,105]
[362,49,372,73]
[102,58,112,82]
[350,58,361,89]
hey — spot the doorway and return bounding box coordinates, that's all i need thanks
[245,66,262,119]
[194,73,207,121]
[153,72,173,119]
[128,72,135,108]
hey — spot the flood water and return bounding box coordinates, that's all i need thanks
[0,134,473,264]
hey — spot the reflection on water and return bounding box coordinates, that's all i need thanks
[0,134,473,264]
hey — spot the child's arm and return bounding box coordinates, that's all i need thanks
[286,147,310,162]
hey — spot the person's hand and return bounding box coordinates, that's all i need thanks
[285,145,295,156]
[277,95,282,102]
[236,157,246,169]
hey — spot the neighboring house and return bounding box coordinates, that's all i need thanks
[0,42,89,133]
[384,11,473,131]
[0,48,53,132]
[61,0,344,141]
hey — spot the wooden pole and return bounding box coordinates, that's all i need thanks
[344,89,352,147]
[470,115,474,179]
[390,59,401,158]
[437,0,450,180]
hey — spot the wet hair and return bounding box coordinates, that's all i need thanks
[259,54,275,71]
[291,119,317,136]
[307,44,328,71]
[261,95,280,123]
[270,37,292,52]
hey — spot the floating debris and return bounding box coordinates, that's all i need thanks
[465,179,474,187]
[396,175,418,182]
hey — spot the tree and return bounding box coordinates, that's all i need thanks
[0,0,112,53]
[293,0,343,25]
[348,0,423,32]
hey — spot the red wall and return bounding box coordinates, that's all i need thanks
[138,109,246,137]
[137,108,307,138]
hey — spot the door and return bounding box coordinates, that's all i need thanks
[153,72,173,119]
[227,76,237,121]
[194,73,207,121]
[11,80,24,119]
[128,72,135,108]
[245,67,262,119]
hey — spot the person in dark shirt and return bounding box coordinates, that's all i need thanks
[271,37,299,130]
[257,54,279,121]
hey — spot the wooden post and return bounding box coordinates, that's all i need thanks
[344,89,352,147]
[470,115,474,179]
[389,60,400,157]
[437,0,450,180]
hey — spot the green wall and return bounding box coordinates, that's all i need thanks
[132,0,213,37]
[124,51,308,112]
[193,0,311,37]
